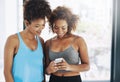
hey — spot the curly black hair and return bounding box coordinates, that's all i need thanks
[49,6,79,34]
[23,0,51,23]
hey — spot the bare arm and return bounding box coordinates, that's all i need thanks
[39,37,46,82]
[69,37,90,72]
[44,40,50,74]
[44,40,58,75]
[4,35,17,82]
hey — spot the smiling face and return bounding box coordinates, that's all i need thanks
[53,19,68,38]
[25,18,45,36]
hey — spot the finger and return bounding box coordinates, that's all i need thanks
[57,65,66,70]
[56,61,65,65]
[62,65,68,70]
[58,65,64,69]
[62,58,66,62]
[56,63,61,66]
[51,61,57,66]
[54,67,58,72]
[51,61,56,64]
[57,65,63,69]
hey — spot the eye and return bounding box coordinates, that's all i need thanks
[62,26,67,30]
[62,27,66,30]
[42,24,45,27]
[35,25,39,28]
[54,26,59,29]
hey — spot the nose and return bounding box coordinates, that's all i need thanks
[58,28,63,33]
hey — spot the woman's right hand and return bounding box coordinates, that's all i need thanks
[46,61,58,74]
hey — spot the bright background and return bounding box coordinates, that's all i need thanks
[0,0,112,82]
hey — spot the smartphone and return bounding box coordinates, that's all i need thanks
[54,58,63,63]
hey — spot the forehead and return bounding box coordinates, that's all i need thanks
[54,19,68,26]
[31,18,45,25]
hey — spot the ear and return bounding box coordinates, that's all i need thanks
[24,20,30,27]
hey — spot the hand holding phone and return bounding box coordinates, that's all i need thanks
[54,58,63,63]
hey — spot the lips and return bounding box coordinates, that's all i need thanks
[37,31,41,35]
[58,33,64,37]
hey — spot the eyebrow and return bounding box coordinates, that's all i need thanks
[54,25,67,28]
[35,23,45,26]
[35,24,40,25]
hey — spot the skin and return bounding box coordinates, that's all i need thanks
[4,18,45,82]
[45,19,90,76]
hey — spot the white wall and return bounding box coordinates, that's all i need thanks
[0,0,23,81]
[0,0,5,56]
[0,0,6,81]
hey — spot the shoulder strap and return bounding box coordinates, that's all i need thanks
[36,36,44,52]
[36,35,40,45]
[17,32,22,43]
[49,39,52,49]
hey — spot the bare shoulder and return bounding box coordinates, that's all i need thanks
[45,39,51,47]
[73,35,86,44]
[4,34,19,56]
[5,34,18,46]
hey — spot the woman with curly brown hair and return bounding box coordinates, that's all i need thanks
[45,6,90,82]
[4,0,51,82]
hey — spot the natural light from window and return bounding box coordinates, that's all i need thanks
[0,0,112,82]
[41,0,112,81]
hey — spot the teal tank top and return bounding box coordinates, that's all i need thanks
[12,33,44,82]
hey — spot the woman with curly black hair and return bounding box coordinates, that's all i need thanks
[45,6,90,82]
[4,0,51,82]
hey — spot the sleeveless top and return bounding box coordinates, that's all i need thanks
[12,33,44,82]
[49,37,80,72]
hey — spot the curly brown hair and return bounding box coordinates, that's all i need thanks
[23,0,51,24]
[49,6,79,34]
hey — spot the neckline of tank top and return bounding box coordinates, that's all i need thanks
[18,33,39,52]
[49,45,78,54]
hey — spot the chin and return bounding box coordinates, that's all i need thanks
[58,35,64,38]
